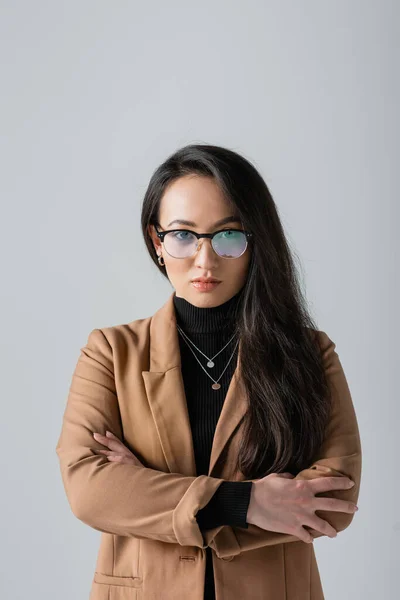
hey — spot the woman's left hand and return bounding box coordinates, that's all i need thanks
[93,431,145,467]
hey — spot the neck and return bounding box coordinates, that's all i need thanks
[173,290,242,334]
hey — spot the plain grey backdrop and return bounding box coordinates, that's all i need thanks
[1,1,398,598]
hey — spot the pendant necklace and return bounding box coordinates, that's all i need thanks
[177,325,237,367]
[176,324,239,390]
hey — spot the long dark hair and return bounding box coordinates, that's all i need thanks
[140,143,331,480]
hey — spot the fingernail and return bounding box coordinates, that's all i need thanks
[106,431,112,437]
[349,481,355,487]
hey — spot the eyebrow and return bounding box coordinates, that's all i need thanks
[166,216,242,228]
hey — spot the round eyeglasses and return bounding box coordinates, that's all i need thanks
[154,223,253,259]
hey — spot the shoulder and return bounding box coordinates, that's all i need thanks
[82,315,153,355]
[306,328,349,383]
[307,328,335,350]
[306,327,339,366]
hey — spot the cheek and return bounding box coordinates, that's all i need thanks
[165,258,190,277]
[221,258,250,284]
[231,253,251,273]
[235,255,252,282]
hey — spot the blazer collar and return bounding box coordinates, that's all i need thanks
[141,291,247,478]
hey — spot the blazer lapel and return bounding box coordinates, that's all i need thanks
[141,291,248,479]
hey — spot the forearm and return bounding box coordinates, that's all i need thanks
[211,464,361,559]
[57,447,225,546]
[196,481,253,530]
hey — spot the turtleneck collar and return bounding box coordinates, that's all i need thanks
[173,289,243,334]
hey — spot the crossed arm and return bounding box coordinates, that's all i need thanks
[56,328,361,556]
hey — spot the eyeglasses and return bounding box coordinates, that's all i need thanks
[154,223,253,259]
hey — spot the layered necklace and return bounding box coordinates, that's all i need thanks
[176,323,239,390]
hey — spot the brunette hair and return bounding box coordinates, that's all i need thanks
[141,143,331,479]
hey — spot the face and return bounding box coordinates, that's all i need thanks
[149,174,252,307]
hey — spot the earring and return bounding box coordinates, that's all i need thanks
[157,254,165,266]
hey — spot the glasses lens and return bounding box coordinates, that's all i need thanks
[163,229,248,259]
[213,230,247,258]
[164,230,197,258]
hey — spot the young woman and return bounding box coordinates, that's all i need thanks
[56,143,362,600]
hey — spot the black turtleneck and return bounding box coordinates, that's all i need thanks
[173,289,253,600]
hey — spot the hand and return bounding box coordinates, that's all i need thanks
[247,472,358,544]
[92,430,145,467]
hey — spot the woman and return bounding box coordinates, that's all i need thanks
[56,143,362,600]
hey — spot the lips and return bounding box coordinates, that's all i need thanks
[191,279,221,283]
[191,280,221,292]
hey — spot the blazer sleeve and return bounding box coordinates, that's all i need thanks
[210,330,362,559]
[55,328,226,549]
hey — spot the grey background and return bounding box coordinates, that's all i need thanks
[1,1,398,598]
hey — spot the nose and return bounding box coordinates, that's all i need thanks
[193,237,218,268]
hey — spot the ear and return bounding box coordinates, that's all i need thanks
[148,224,162,253]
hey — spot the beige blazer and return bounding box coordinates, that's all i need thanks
[56,290,362,600]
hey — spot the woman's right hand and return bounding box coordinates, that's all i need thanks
[246,472,358,544]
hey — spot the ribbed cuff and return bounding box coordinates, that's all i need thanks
[195,481,253,531]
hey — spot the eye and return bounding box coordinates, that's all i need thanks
[172,230,193,241]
